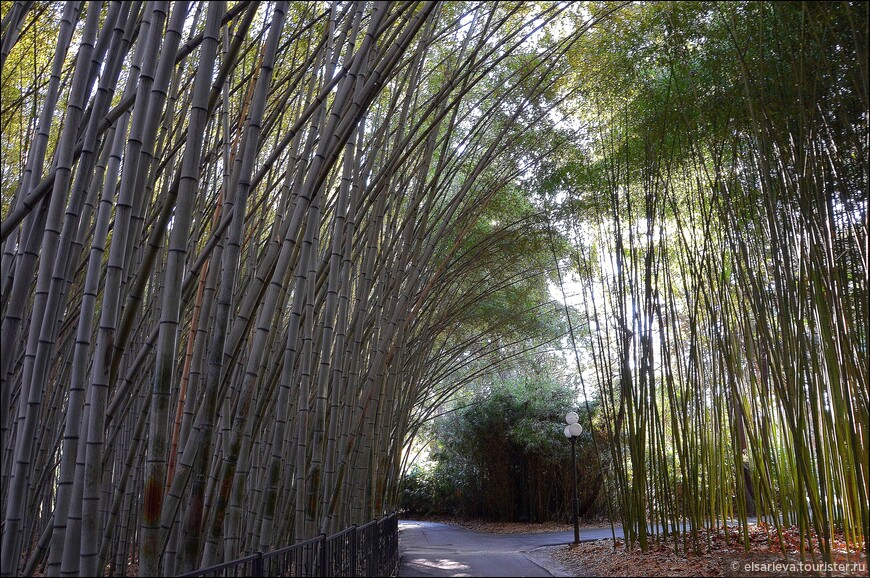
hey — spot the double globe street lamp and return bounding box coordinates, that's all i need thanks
[563,411,583,546]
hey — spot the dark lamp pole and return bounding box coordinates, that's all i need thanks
[563,412,582,546]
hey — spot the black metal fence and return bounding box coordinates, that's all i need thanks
[178,513,399,577]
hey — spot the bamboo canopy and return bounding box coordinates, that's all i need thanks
[0,1,866,576]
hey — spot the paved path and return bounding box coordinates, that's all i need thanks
[398,520,622,577]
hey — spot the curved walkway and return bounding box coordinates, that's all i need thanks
[398,520,621,577]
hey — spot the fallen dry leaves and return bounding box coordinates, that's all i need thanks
[550,524,867,577]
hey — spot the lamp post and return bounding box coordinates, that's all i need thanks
[563,412,582,546]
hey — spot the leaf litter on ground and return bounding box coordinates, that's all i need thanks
[550,523,866,577]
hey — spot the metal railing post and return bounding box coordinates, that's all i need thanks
[350,524,358,578]
[391,513,398,576]
[379,515,386,576]
[377,517,383,576]
[252,551,264,577]
[319,533,327,578]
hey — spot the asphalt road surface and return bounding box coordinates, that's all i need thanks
[398,520,622,577]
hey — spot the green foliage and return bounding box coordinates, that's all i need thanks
[1,2,62,207]
[401,365,607,522]
[534,0,868,555]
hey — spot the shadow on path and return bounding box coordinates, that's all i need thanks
[398,520,623,577]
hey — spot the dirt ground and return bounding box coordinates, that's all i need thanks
[416,517,867,577]
[547,532,867,577]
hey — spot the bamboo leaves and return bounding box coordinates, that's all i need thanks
[546,0,867,560]
[1,2,603,575]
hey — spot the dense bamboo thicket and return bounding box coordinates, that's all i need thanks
[2,1,867,576]
[543,0,867,563]
[0,1,602,575]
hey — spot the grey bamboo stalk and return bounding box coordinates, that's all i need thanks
[0,3,100,573]
[140,2,220,575]
[42,4,135,572]
[0,2,80,485]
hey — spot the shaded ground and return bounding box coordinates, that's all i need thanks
[400,518,866,577]
[398,519,618,577]
[540,525,866,577]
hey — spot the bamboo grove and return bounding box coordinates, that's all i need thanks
[0,1,605,575]
[542,0,868,563]
[1,1,867,576]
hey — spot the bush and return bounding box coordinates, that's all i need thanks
[400,374,608,522]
